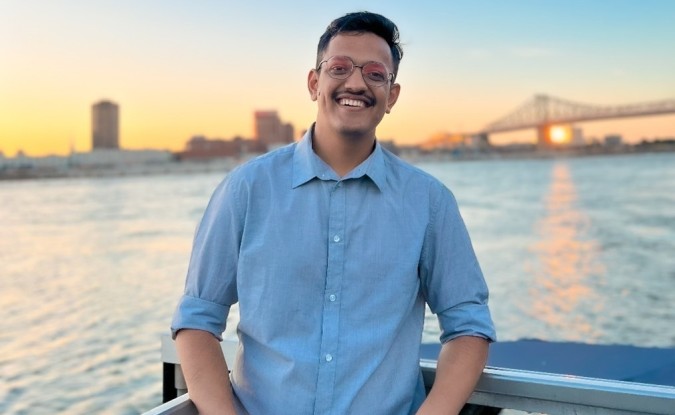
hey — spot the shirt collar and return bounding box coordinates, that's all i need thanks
[292,125,387,191]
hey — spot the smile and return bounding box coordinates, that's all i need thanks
[338,98,369,108]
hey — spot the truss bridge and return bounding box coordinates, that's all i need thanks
[477,95,675,146]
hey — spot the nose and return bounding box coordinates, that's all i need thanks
[343,66,368,90]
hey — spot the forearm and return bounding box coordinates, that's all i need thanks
[416,336,489,415]
[175,329,236,415]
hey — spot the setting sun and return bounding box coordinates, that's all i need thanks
[550,126,570,144]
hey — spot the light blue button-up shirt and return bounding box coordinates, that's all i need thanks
[172,127,496,414]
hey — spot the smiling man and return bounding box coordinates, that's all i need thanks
[172,11,496,415]
[308,30,400,176]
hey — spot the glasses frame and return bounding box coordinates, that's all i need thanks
[317,55,394,87]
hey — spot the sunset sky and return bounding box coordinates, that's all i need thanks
[1,1,674,157]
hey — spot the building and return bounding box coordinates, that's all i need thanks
[92,100,119,150]
[604,134,623,147]
[177,135,267,161]
[420,132,467,150]
[254,111,294,147]
[176,109,295,162]
[571,127,585,147]
[70,148,173,168]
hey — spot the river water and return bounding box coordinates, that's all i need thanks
[1,152,674,414]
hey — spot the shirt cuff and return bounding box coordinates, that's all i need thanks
[437,303,497,344]
[171,294,230,341]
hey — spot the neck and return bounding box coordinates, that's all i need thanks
[312,125,375,177]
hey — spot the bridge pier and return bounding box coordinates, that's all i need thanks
[537,124,553,148]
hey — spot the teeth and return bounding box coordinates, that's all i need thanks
[339,98,365,107]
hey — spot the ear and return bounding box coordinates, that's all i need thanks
[307,69,319,101]
[385,82,401,114]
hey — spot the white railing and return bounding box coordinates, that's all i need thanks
[423,360,675,415]
[144,336,675,415]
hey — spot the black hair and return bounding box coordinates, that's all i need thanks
[316,11,403,79]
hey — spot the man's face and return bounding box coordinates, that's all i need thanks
[308,32,400,140]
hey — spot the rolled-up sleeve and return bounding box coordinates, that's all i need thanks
[172,295,231,341]
[420,182,497,344]
[171,172,245,341]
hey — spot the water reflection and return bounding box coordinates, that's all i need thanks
[526,161,605,341]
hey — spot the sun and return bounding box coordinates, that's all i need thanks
[550,126,570,144]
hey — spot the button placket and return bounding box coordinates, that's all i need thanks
[314,179,346,412]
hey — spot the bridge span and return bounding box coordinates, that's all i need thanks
[473,95,675,146]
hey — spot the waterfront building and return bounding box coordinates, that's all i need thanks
[92,100,120,150]
[254,110,294,148]
[604,134,623,147]
[177,135,266,161]
[70,149,173,167]
[571,127,585,147]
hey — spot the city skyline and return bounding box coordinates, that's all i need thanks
[2,1,675,157]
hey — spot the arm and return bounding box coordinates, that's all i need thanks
[416,336,489,415]
[175,329,237,415]
[417,183,494,413]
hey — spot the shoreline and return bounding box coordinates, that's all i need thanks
[2,143,674,182]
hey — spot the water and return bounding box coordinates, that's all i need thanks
[1,152,674,414]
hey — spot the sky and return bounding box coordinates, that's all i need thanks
[1,0,674,157]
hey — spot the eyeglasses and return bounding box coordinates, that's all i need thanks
[317,55,394,87]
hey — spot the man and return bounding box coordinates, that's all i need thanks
[172,11,496,415]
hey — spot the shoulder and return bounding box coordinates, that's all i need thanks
[210,143,297,203]
[228,142,297,182]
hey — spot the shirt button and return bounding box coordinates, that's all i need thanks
[325,354,333,362]
[329,294,336,302]
[333,235,340,243]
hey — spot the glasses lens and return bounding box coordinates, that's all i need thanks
[321,56,391,86]
[362,62,389,85]
[326,56,353,79]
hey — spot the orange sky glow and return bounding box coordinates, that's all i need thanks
[1,2,674,157]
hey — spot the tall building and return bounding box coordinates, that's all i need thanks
[92,100,119,150]
[254,110,294,147]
